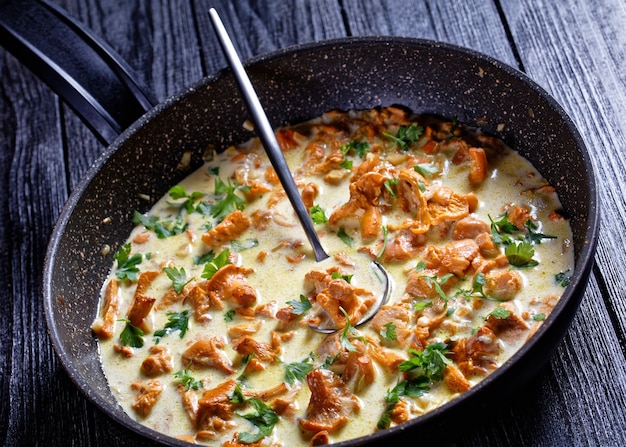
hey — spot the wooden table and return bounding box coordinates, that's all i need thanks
[1,0,625,445]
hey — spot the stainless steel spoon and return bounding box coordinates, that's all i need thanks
[209,8,390,332]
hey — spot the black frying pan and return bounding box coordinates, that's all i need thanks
[0,1,599,446]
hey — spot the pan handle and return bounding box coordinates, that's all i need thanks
[0,0,156,144]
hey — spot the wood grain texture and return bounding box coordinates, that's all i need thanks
[0,0,624,446]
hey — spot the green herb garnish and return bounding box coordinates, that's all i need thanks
[309,205,328,224]
[287,295,313,315]
[163,266,191,294]
[113,243,142,282]
[284,354,314,385]
[153,310,190,342]
[337,227,354,247]
[505,241,539,267]
[413,163,440,177]
[201,249,232,279]
[118,317,144,348]
[237,398,279,443]
[173,369,203,390]
[384,123,423,151]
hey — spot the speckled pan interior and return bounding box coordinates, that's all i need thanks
[43,37,599,446]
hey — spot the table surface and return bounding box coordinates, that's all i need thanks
[2,1,626,446]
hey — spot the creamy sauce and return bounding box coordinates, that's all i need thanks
[93,108,574,446]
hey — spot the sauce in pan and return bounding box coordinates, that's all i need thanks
[92,107,574,446]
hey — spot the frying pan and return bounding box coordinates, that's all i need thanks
[0,1,599,446]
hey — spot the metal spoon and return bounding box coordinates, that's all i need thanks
[209,8,390,332]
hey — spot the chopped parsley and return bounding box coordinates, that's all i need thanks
[339,308,365,352]
[488,306,511,320]
[384,178,398,198]
[398,342,451,382]
[113,243,142,282]
[340,139,370,158]
[201,249,232,280]
[489,213,518,245]
[168,185,205,214]
[421,273,455,302]
[337,227,354,247]
[331,271,353,283]
[209,178,249,221]
[237,398,279,444]
[525,220,557,244]
[309,205,328,224]
[384,123,423,151]
[284,354,314,385]
[173,369,203,390]
[132,211,188,239]
[230,238,259,252]
[505,241,539,268]
[414,301,432,312]
[118,317,144,348]
[377,225,389,260]
[377,377,430,429]
[224,309,236,322]
[153,310,190,342]
[413,163,440,177]
[287,295,313,315]
[380,322,397,341]
[163,266,191,294]
[555,270,572,287]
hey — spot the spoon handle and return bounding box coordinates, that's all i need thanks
[209,9,329,262]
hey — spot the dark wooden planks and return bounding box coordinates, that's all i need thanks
[500,0,626,444]
[1,0,625,446]
[342,0,518,66]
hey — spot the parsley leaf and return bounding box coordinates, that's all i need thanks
[118,317,144,348]
[339,307,364,352]
[284,354,314,385]
[488,306,511,320]
[133,211,188,239]
[505,241,539,267]
[173,369,203,390]
[525,220,556,244]
[421,273,454,302]
[309,205,328,224]
[224,309,236,322]
[377,225,389,260]
[237,398,279,443]
[210,178,249,221]
[414,301,432,311]
[398,342,451,382]
[337,227,354,247]
[201,249,232,279]
[163,266,191,294]
[413,163,440,177]
[377,377,430,429]
[113,243,142,282]
[340,140,370,158]
[331,271,353,283]
[287,295,312,315]
[168,185,204,214]
[555,270,572,287]
[384,178,399,198]
[489,213,518,245]
[380,322,397,341]
[230,238,259,252]
[153,310,190,342]
[384,123,423,151]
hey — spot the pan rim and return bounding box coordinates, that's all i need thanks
[42,35,600,446]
